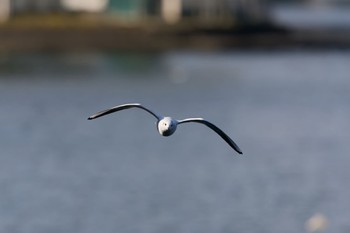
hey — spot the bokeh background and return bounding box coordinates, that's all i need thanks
[1,1,350,233]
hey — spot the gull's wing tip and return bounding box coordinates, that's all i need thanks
[87,113,101,120]
[235,146,243,155]
[232,144,243,155]
[178,118,243,155]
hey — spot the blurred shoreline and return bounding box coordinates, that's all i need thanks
[1,14,350,52]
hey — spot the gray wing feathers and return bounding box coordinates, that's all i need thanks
[178,118,243,154]
[88,103,160,120]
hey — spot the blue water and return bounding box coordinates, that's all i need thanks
[272,4,350,29]
[0,50,349,233]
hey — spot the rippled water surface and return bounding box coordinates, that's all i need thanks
[0,50,350,233]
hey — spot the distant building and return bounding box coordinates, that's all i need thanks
[108,0,147,20]
[107,0,269,24]
[4,0,268,24]
[0,0,10,22]
[7,0,108,15]
[10,0,62,14]
[61,0,108,13]
[161,0,181,24]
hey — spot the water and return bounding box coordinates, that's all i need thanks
[0,50,350,233]
[272,4,350,29]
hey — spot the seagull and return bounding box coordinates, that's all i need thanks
[88,103,242,154]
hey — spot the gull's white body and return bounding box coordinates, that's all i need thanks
[158,117,177,136]
[88,103,242,154]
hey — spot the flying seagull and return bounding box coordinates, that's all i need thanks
[88,103,242,154]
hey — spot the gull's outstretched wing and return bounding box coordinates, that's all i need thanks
[178,118,243,154]
[88,103,161,120]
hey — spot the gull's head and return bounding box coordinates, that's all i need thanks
[158,117,177,136]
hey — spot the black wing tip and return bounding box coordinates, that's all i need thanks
[234,145,243,155]
[87,116,96,120]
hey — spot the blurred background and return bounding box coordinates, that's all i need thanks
[1,0,350,233]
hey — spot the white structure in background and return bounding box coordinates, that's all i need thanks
[305,213,328,233]
[161,0,182,24]
[61,0,108,12]
[0,0,10,22]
